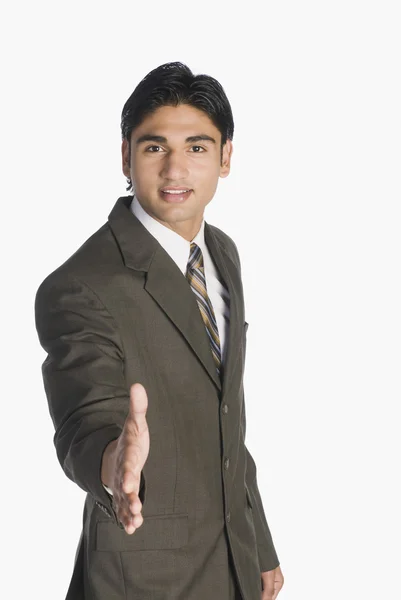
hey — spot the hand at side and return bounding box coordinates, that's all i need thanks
[261,565,284,600]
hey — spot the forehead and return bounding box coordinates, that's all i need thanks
[132,104,220,140]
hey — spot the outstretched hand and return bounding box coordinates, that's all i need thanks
[102,383,150,534]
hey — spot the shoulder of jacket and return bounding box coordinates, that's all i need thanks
[35,221,121,294]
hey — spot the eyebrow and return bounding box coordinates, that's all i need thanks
[135,134,217,145]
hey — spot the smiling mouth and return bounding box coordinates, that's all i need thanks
[160,187,192,194]
[159,188,193,203]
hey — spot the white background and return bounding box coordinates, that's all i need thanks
[1,1,400,598]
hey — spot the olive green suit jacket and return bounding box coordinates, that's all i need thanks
[35,196,279,600]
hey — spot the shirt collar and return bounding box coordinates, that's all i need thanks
[130,194,206,276]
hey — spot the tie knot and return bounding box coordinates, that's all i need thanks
[187,242,203,271]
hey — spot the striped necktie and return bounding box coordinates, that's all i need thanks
[186,242,222,377]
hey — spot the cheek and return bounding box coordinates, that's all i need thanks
[132,161,157,185]
[194,158,221,178]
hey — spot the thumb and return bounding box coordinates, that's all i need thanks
[127,382,148,432]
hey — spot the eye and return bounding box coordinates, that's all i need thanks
[145,145,163,152]
[190,146,205,153]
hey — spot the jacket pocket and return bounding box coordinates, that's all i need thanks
[96,513,188,552]
[245,485,253,510]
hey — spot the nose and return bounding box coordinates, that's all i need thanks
[159,150,189,181]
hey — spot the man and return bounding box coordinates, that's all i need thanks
[35,62,284,600]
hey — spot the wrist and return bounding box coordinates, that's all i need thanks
[101,438,118,489]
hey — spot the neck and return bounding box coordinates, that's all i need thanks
[153,216,203,242]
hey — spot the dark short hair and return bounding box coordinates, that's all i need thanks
[121,61,234,190]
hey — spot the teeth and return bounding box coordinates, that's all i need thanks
[163,189,189,194]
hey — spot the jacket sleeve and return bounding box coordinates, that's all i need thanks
[241,392,280,572]
[34,272,145,527]
[229,237,280,572]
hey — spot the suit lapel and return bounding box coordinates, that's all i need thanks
[108,196,243,395]
[145,245,222,391]
[204,225,243,397]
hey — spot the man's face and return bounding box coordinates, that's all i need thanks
[122,104,233,240]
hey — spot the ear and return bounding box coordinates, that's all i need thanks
[122,138,131,178]
[220,139,233,179]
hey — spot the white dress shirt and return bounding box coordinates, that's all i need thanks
[103,194,231,496]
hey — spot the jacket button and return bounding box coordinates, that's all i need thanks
[96,501,111,518]
[222,404,228,414]
[224,457,230,470]
[226,512,231,523]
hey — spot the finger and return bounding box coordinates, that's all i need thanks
[115,500,141,532]
[115,500,134,534]
[121,460,142,494]
[261,575,274,600]
[120,489,143,516]
[126,492,142,516]
[130,512,144,528]
[127,383,148,433]
[123,512,143,534]
[272,576,283,600]
[119,497,144,534]
[124,514,136,535]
